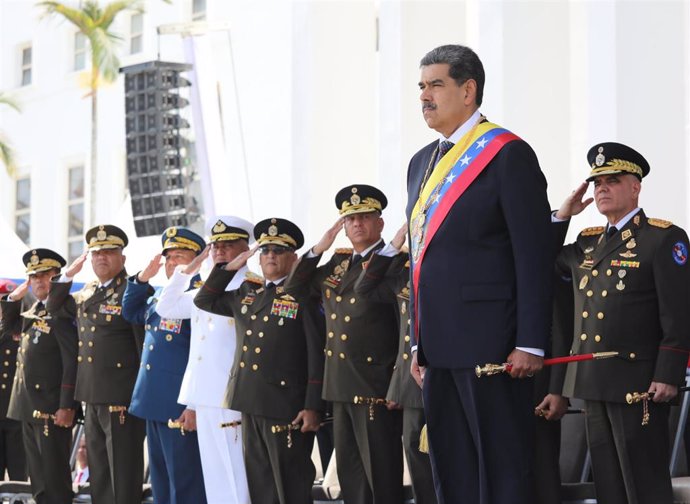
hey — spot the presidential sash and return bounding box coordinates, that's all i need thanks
[410,122,520,341]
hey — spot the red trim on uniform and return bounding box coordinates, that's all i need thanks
[660,345,690,354]
[201,284,222,294]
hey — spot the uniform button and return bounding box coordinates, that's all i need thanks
[78,341,84,347]
[149,344,154,351]
[88,341,94,347]
[339,352,345,359]
[80,327,85,332]
[403,353,409,360]
[629,353,636,359]
[35,384,40,390]
[166,334,173,342]
[327,350,333,357]
[341,334,348,341]
[1,374,6,379]
[350,298,356,304]
[404,335,410,342]
[87,357,93,363]
[4,349,9,355]
[263,316,269,322]
[258,332,264,338]
[242,345,248,352]
[1,385,5,390]
[606,269,612,276]
[246,330,252,335]
[92,314,97,319]
[328,332,334,339]
[145,324,150,330]
[153,327,158,332]
[252,364,259,371]
[280,380,286,386]
[330,314,337,320]
[592,270,599,277]
[586,290,593,297]
[594,335,601,342]
[78,356,83,363]
[597,312,604,320]
[146,364,151,370]
[117,363,122,368]
[367,356,373,363]
[344,316,351,322]
[580,334,587,341]
[602,290,608,297]
[582,311,589,318]
[240,362,245,368]
[91,327,96,332]
[334,296,341,303]
[3,362,8,367]
[250,315,257,320]
[254,348,261,354]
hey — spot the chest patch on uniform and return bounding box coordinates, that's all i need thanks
[610,260,640,268]
[240,292,256,305]
[271,299,299,319]
[99,304,122,316]
[673,242,688,266]
[159,318,182,333]
[31,320,51,335]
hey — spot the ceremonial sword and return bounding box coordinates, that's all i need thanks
[475,351,619,377]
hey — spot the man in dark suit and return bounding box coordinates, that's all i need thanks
[195,217,325,504]
[0,280,26,482]
[1,249,77,503]
[46,225,145,504]
[123,227,207,504]
[286,185,404,504]
[406,45,553,504]
[552,142,690,504]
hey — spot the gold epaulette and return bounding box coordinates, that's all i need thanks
[648,218,672,229]
[244,272,265,285]
[580,226,605,237]
[335,248,353,255]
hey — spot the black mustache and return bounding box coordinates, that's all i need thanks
[422,103,436,112]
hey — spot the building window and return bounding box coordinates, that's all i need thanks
[192,0,206,21]
[130,13,143,54]
[20,46,32,86]
[74,32,87,71]
[67,166,85,263]
[15,177,30,244]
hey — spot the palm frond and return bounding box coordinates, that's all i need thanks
[89,27,121,83]
[99,0,144,28]
[37,1,90,31]
[0,93,21,113]
[0,135,17,177]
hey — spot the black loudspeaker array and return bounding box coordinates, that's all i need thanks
[121,61,195,237]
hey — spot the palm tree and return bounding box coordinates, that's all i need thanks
[0,93,21,177]
[39,0,143,225]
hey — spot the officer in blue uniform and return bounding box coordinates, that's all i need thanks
[122,227,207,504]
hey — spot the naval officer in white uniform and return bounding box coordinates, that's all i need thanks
[156,216,253,504]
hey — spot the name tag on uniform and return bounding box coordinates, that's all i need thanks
[99,304,122,316]
[159,318,182,333]
[271,299,299,319]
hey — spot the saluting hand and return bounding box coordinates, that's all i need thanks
[65,252,89,279]
[182,245,210,276]
[292,409,321,433]
[7,280,29,301]
[555,181,594,220]
[224,245,259,271]
[312,219,344,256]
[391,222,408,250]
[137,254,163,283]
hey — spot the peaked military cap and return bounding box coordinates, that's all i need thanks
[254,218,304,250]
[161,226,206,255]
[85,224,128,251]
[206,215,254,244]
[586,142,650,182]
[22,248,66,275]
[335,184,388,217]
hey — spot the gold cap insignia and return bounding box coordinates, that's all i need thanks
[166,227,177,238]
[213,220,227,233]
[595,146,605,167]
[268,225,278,237]
[96,229,107,241]
[30,254,39,265]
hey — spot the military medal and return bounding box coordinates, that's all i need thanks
[580,256,594,270]
[325,288,331,299]
[616,280,625,291]
[271,299,299,319]
[626,239,636,249]
[618,270,626,279]
[241,305,248,314]
[579,276,589,290]
[621,229,632,241]
[410,212,426,262]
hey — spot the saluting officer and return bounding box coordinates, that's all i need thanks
[354,224,437,504]
[195,217,325,504]
[122,227,207,504]
[1,249,77,503]
[552,142,690,504]
[0,279,27,482]
[46,225,146,504]
[285,184,403,504]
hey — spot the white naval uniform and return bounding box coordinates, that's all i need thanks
[156,266,250,504]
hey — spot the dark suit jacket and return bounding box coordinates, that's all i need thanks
[0,293,33,419]
[406,137,553,368]
[194,267,325,420]
[555,210,690,402]
[1,295,78,422]
[46,270,145,405]
[285,243,399,402]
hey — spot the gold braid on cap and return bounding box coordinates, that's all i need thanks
[26,259,62,274]
[88,235,126,249]
[210,232,249,243]
[163,237,202,252]
[589,158,643,178]
[258,233,297,248]
[339,197,382,216]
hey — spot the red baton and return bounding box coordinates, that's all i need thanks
[475,351,619,377]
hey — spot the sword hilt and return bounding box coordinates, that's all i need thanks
[475,363,508,377]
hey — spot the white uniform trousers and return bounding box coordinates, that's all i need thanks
[196,406,250,504]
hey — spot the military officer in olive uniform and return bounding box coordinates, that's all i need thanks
[285,184,403,504]
[195,217,325,504]
[0,280,26,482]
[354,226,437,504]
[122,227,207,504]
[46,225,146,504]
[552,142,690,504]
[1,249,76,503]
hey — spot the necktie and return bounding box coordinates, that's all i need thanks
[266,282,275,289]
[436,140,455,165]
[351,254,362,267]
[606,226,618,241]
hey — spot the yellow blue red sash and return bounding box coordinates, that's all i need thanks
[410,122,520,341]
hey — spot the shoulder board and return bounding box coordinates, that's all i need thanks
[244,272,265,285]
[580,226,605,237]
[648,218,673,229]
[193,280,204,289]
[335,248,353,255]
